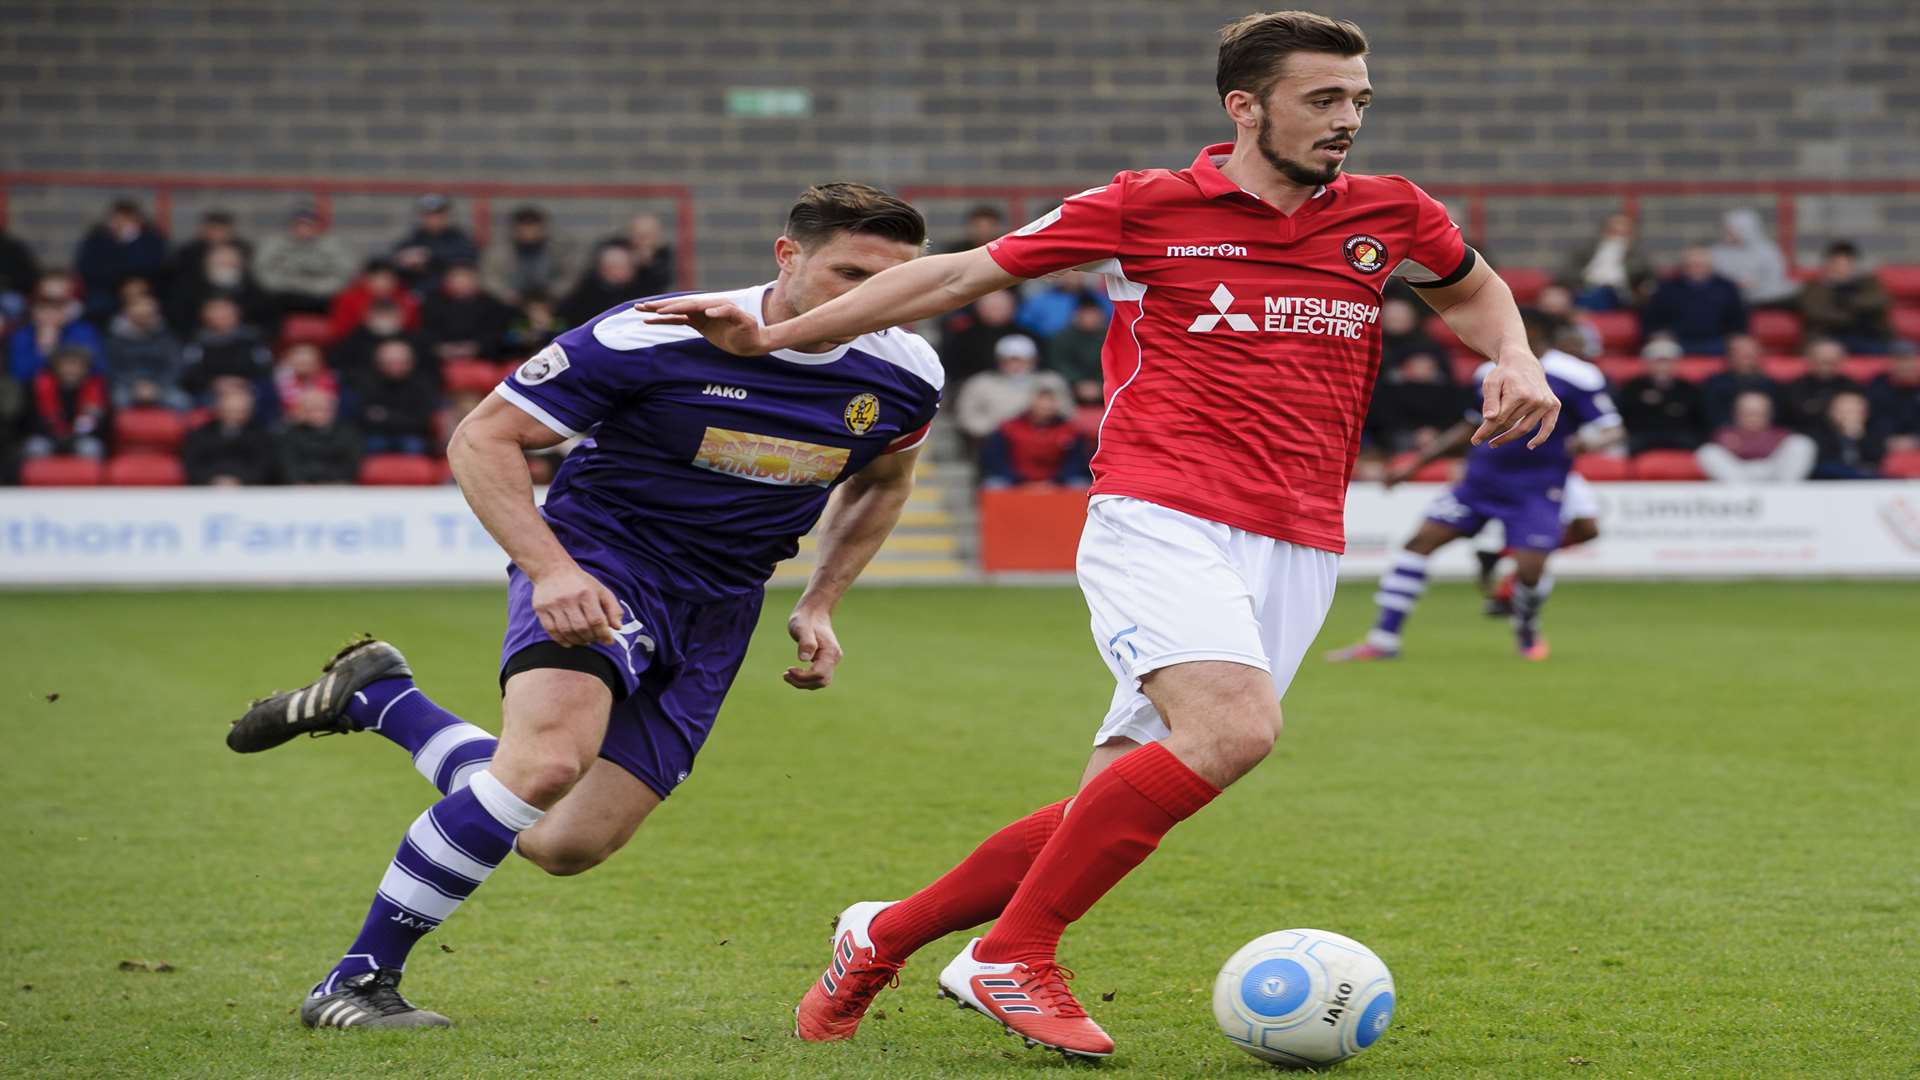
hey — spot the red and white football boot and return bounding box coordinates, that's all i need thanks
[936,938,1114,1059]
[793,900,901,1042]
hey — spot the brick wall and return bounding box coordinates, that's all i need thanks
[5,0,1917,284]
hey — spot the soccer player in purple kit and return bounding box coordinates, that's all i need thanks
[223,184,944,1029]
[1328,310,1621,661]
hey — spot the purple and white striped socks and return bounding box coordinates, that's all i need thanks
[314,770,542,994]
[347,678,497,795]
[1367,550,1430,651]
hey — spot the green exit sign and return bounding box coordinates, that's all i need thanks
[726,88,812,118]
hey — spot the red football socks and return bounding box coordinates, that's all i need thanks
[975,742,1219,967]
[867,797,1070,962]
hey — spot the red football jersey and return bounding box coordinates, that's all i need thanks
[986,143,1472,553]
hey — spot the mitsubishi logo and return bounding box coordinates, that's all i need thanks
[1186,284,1258,333]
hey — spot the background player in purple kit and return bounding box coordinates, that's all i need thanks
[1330,310,1622,662]
[222,184,945,1029]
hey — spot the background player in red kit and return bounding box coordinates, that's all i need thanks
[644,10,1559,1060]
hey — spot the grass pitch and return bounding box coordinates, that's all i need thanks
[1,581,1915,1078]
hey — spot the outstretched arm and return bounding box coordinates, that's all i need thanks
[638,248,1022,356]
[782,446,923,690]
[1415,258,1561,449]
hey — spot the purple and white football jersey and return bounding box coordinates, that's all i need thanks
[1459,349,1620,492]
[494,283,943,601]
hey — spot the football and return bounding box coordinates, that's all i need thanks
[1212,929,1395,1068]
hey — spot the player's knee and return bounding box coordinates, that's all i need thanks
[518,835,609,877]
[516,756,590,807]
[1220,718,1276,773]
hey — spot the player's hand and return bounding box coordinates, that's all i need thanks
[635,298,773,357]
[1381,468,1412,491]
[784,606,843,690]
[1473,358,1562,449]
[531,565,624,648]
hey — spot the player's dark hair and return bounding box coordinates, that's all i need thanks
[1216,10,1369,102]
[785,183,927,251]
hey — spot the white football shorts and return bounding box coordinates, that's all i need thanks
[1560,472,1599,523]
[1076,495,1340,747]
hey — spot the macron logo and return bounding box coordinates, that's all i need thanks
[1166,243,1248,258]
[702,384,748,400]
[1186,284,1258,333]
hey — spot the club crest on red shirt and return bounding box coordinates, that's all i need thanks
[1343,234,1388,274]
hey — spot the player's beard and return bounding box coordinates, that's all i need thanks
[1256,111,1346,188]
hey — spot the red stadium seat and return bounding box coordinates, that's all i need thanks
[1587,310,1639,354]
[1750,309,1803,352]
[1450,354,1485,385]
[1761,356,1807,382]
[443,358,502,395]
[1841,358,1888,382]
[1881,450,1920,479]
[1674,356,1722,382]
[105,453,186,486]
[1879,265,1920,304]
[279,314,335,348]
[357,454,438,486]
[1574,454,1630,481]
[1632,449,1708,481]
[1499,267,1551,305]
[21,456,105,486]
[1890,306,1920,345]
[1596,356,1644,384]
[1388,452,1456,483]
[114,407,189,453]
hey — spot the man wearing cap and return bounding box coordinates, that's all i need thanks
[391,194,479,288]
[954,332,1072,442]
[257,204,359,315]
[482,205,580,306]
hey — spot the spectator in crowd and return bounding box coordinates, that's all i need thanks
[354,338,439,455]
[183,377,276,485]
[390,193,478,287]
[1016,270,1111,341]
[1796,241,1893,354]
[22,344,108,461]
[1710,208,1796,308]
[559,243,641,327]
[1535,283,1601,357]
[1366,352,1465,453]
[1696,391,1816,483]
[276,386,362,485]
[165,209,250,295]
[104,292,187,409]
[1702,333,1780,430]
[482,205,580,305]
[1782,337,1863,433]
[1866,342,1920,450]
[603,213,676,297]
[181,295,273,399]
[942,288,1022,387]
[9,284,104,382]
[0,371,22,479]
[1620,342,1708,452]
[1810,390,1884,480]
[955,333,1071,442]
[944,203,1008,254]
[272,341,338,415]
[329,299,424,393]
[1046,296,1108,407]
[1641,245,1748,355]
[0,225,42,324]
[1379,295,1450,374]
[502,291,568,356]
[1558,213,1654,311]
[74,199,168,324]
[168,242,270,335]
[421,261,512,365]
[326,258,420,343]
[254,205,357,315]
[979,386,1093,488]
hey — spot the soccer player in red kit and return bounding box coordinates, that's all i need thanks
[644,11,1559,1060]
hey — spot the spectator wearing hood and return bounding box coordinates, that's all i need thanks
[1711,209,1797,309]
